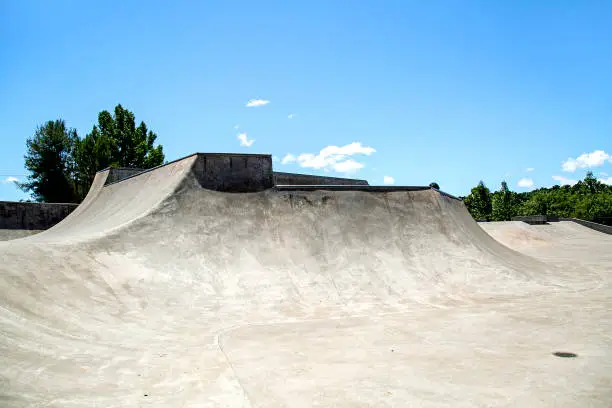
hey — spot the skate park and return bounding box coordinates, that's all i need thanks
[1,152,611,407]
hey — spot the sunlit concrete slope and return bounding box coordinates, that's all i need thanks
[481,220,612,268]
[27,154,198,243]
[1,157,611,407]
[0,229,42,241]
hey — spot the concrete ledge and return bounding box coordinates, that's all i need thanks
[512,215,550,225]
[273,172,368,186]
[512,215,612,235]
[274,185,431,192]
[0,201,78,230]
[103,153,274,192]
[559,218,612,235]
[105,167,145,185]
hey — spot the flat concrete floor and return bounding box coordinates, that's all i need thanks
[0,229,42,241]
[0,160,610,407]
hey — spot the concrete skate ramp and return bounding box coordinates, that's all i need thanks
[1,156,611,407]
[481,220,612,266]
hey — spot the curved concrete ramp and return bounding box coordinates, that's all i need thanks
[1,157,611,407]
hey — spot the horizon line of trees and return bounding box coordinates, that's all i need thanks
[19,104,165,203]
[461,173,612,225]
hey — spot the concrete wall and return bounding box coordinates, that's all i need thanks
[105,167,145,185]
[511,215,550,225]
[512,215,612,235]
[192,153,274,192]
[560,218,612,235]
[0,201,78,230]
[273,172,369,186]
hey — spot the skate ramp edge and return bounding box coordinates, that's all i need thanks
[20,152,465,243]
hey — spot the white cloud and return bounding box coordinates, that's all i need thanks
[332,159,363,174]
[1,176,19,184]
[383,176,395,185]
[517,178,534,188]
[293,142,376,174]
[526,167,534,172]
[272,155,279,162]
[245,99,270,108]
[281,154,296,165]
[237,132,254,147]
[599,177,612,185]
[288,113,295,119]
[562,150,611,172]
[600,172,609,177]
[233,124,240,129]
[552,175,578,186]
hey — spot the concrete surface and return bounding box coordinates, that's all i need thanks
[273,172,369,186]
[559,218,612,235]
[104,167,146,185]
[0,229,43,241]
[0,155,610,407]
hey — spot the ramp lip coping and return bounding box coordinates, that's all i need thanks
[272,171,368,183]
[101,152,275,188]
[100,153,200,187]
[273,186,462,200]
[95,151,462,201]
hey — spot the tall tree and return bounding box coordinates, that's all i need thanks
[464,181,492,220]
[491,181,516,221]
[75,104,165,197]
[19,120,79,203]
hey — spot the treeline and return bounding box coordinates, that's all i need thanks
[19,104,165,203]
[461,173,612,225]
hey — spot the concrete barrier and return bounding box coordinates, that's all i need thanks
[511,215,550,225]
[559,218,612,235]
[512,215,612,235]
[192,153,274,192]
[105,167,145,184]
[273,172,369,186]
[0,201,78,230]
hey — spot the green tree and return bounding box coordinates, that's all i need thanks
[462,172,612,224]
[19,120,79,203]
[75,104,165,197]
[491,180,516,221]
[429,182,440,190]
[464,181,492,220]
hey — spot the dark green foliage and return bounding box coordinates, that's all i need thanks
[429,182,440,189]
[464,173,612,224]
[19,120,80,203]
[491,181,517,221]
[464,181,493,221]
[75,105,164,197]
[21,105,165,202]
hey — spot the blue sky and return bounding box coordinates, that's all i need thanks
[1,1,611,200]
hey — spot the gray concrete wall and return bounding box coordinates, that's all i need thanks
[0,201,78,230]
[512,215,612,235]
[273,172,369,186]
[105,167,145,185]
[560,218,612,235]
[512,215,549,225]
[192,153,274,192]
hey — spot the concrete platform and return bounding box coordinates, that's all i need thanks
[0,155,610,407]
